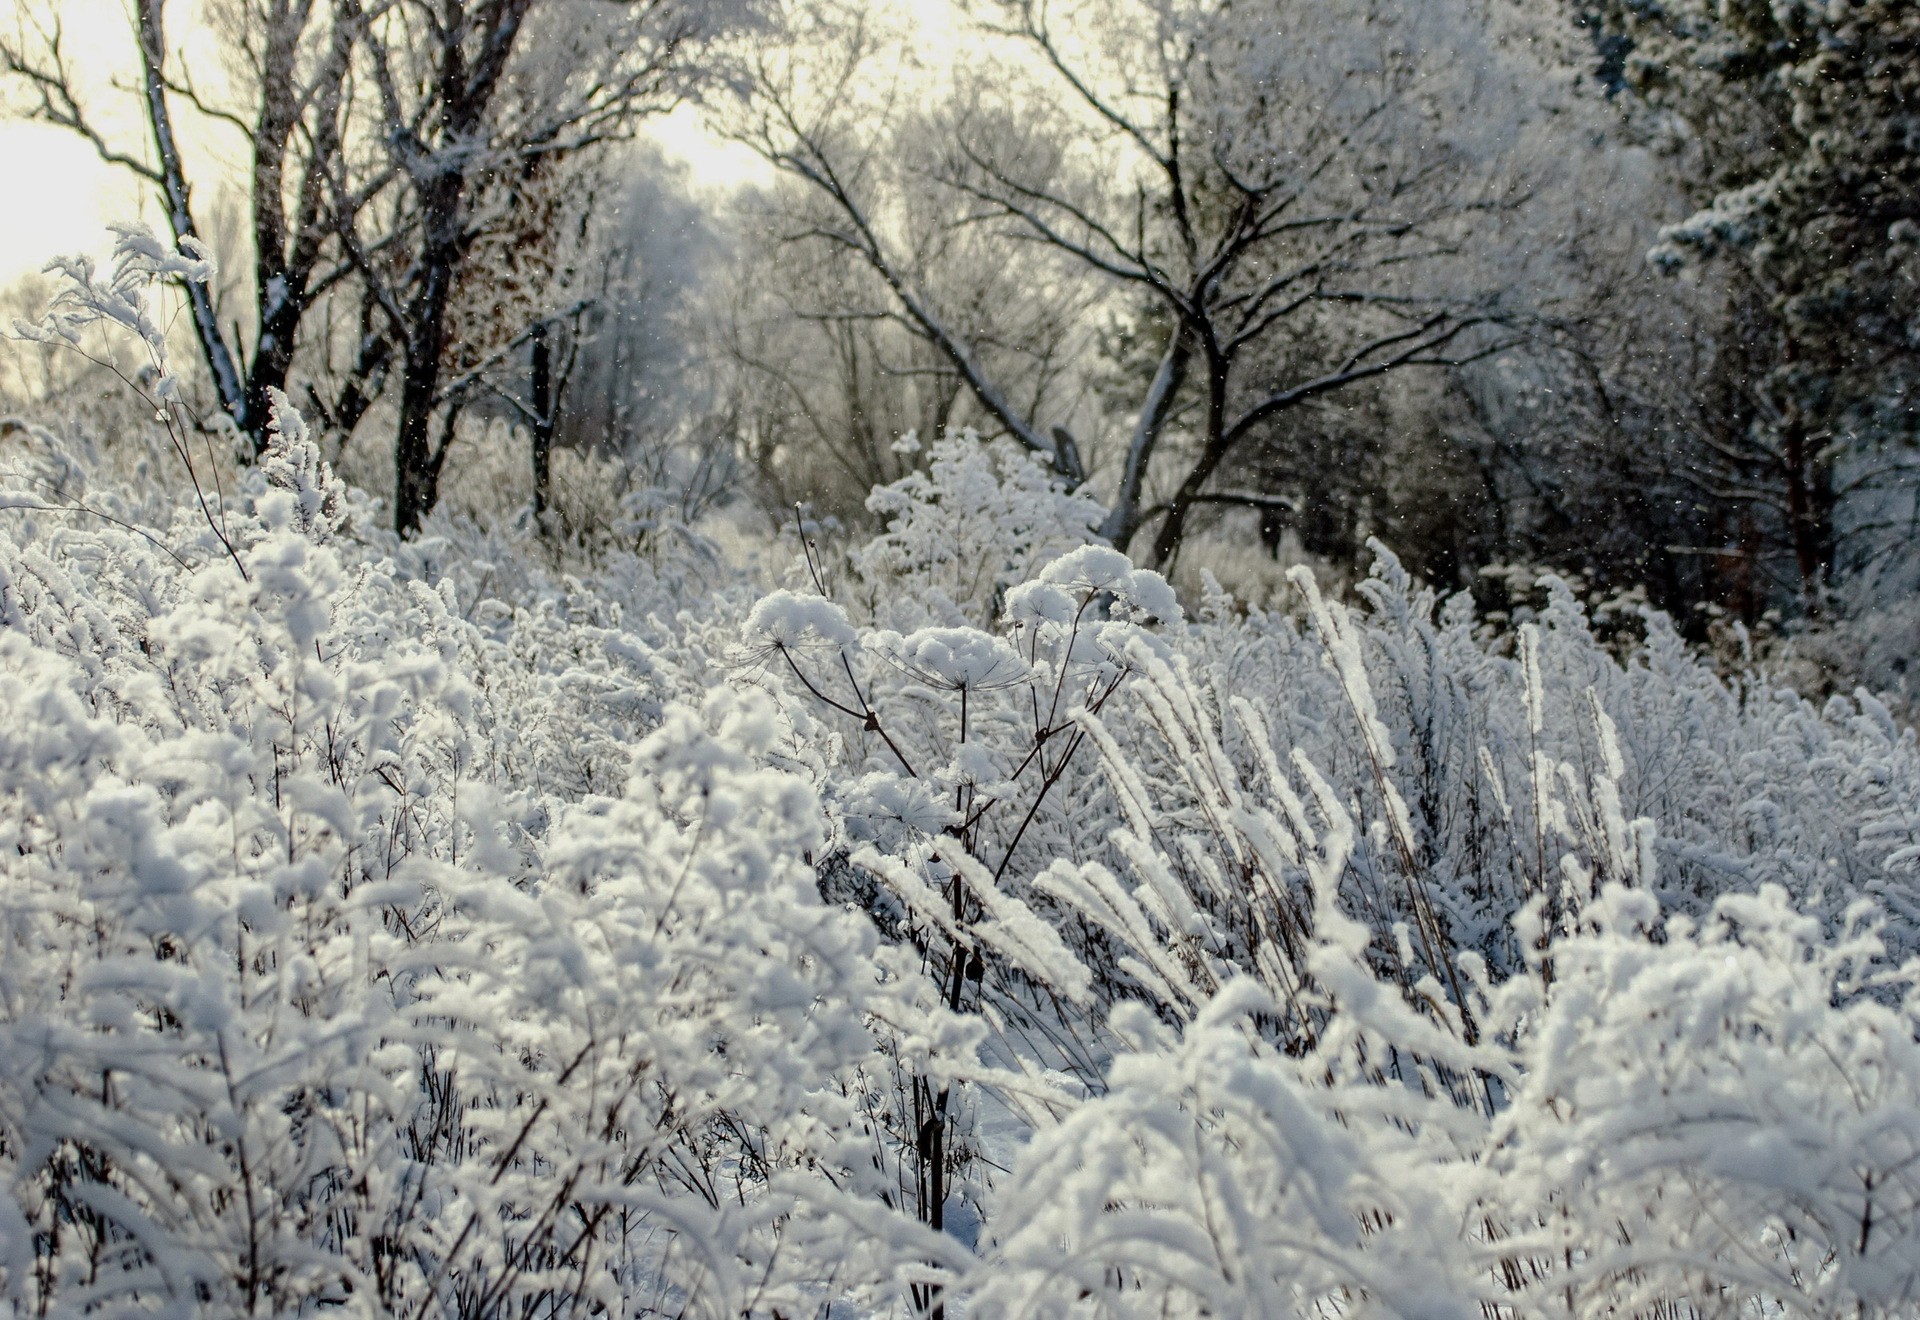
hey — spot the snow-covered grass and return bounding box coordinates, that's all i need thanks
[4,235,1920,1317]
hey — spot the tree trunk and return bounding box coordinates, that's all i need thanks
[1099,323,1191,550]
[240,291,307,448]
[1780,419,1832,616]
[530,321,554,519]
[1148,447,1225,569]
[240,11,352,450]
[134,0,246,426]
[392,179,461,537]
[1146,348,1230,568]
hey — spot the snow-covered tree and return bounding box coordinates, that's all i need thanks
[741,0,1548,565]
[1578,0,1920,606]
[1,0,766,535]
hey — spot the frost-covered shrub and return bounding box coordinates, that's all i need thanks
[0,244,940,1314]
[1493,884,1920,1316]
[851,430,1105,626]
[972,883,1920,1319]
[5,248,1920,1318]
[740,430,1920,1317]
[975,978,1482,1320]
[0,409,937,1314]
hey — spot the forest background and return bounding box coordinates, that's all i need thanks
[3,0,1915,697]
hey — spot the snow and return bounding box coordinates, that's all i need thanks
[3,256,1920,1315]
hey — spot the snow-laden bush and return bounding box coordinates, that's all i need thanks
[4,236,1920,1317]
[0,409,952,1315]
[850,430,1106,627]
[976,883,1920,1318]
[0,243,947,1315]
[741,432,1920,1317]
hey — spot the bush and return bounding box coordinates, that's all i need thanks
[4,243,1919,1315]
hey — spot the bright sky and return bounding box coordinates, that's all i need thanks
[0,113,770,280]
[0,0,904,287]
[1,120,137,273]
[0,0,146,278]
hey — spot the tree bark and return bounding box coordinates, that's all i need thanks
[1099,322,1192,548]
[1779,418,1832,616]
[1147,347,1232,568]
[380,0,537,535]
[134,0,246,424]
[530,321,555,519]
[235,0,355,447]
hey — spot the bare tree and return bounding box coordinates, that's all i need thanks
[3,0,372,446]
[741,0,1525,566]
[716,116,1100,525]
[334,0,770,533]
[5,0,765,533]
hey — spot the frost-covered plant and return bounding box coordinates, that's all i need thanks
[738,434,1920,1316]
[0,386,946,1315]
[7,225,247,577]
[1490,884,1920,1316]
[971,882,1920,1318]
[6,348,1920,1320]
[974,985,1485,1319]
[852,430,1105,626]
[736,538,1183,1312]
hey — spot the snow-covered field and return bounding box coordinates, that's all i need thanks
[4,238,1920,1318]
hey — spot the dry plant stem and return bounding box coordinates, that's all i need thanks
[1301,586,1478,1044]
[0,501,192,570]
[769,573,1129,1320]
[36,334,249,580]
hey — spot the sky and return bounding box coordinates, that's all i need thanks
[0,0,151,280]
[1,119,132,276]
[0,0,813,288]
[0,108,766,277]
